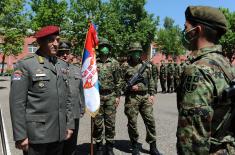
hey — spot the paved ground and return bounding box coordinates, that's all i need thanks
[0,77,178,155]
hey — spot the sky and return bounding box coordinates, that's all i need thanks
[145,0,235,28]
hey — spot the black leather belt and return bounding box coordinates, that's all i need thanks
[100,89,113,95]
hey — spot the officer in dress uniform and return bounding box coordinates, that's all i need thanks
[10,26,74,155]
[57,41,85,155]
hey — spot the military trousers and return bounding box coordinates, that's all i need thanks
[63,119,80,155]
[167,77,174,92]
[124,93,156,144]
[23,141,64,155]
[160,78,166,92]
[174,78,180,91]
[154,78,158,93]
[93,93,116,144]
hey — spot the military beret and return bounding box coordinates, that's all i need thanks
[185,6,227,33]
[35,25,60,39]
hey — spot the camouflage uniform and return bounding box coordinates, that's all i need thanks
[152,63,159,93]
[167,61,174,93]
[177,6,235,155]
[174,63,181,91]
[120,60,129,79]
[121,42,161,155]
[93,39,121,155]
[123,63,156,143]
[93,58,120,145]
[180,61,187,75]
[160,62,167,93]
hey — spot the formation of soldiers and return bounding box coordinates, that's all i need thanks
[155,59,187,93]
[9,5,235,155]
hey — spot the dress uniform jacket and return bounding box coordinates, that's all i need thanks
[68,64,85,119]
[10,52,74,144]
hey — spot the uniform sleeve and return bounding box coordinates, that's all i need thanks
[9,61,29,141]
[147,66,155,95]
[66,67,75,129]
[79,79,85,114]
[113,60,122,97]
[177,65,214,154]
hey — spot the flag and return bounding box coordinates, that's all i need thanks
[81,22,100,117]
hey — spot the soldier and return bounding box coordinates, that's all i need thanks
[57,41,85,155]
[120,56,129,79]
[121,42,161,155]
[93,38,121,155]
[152,63,159,94]
[173,62,181,92]
[179,59,187,75]
[9,26,74,155]
[159,60,167,93]
[177,6,235,154]
[166,59,174,93]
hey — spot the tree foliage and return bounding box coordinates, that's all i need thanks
[219,8,235,62]
[0,0,26,74]
[29,0,68,31]
[155,17,184,57]
[63,0,158,56]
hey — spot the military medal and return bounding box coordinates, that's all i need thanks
[38,82,45,88]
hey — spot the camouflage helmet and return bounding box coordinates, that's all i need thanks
[98,38,112,49]
[128,42,143,52]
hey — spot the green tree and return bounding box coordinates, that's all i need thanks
[155,17,184,58]
[219,8,235,62]
[0,0,26,74]
[29,0,68,31]
[163,16,174,30]
[64,0,102,55]
[66,0,158,56]
[109,0,158,55]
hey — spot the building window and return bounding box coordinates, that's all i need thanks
[152,48,157,56]
[28,44,38,53]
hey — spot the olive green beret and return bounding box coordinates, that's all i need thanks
[185,6,227,34]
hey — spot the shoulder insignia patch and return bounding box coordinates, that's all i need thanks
[12,70,22,80]
[183,75,200,93]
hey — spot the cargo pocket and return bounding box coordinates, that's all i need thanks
[26,114,47,141]
[32,76,50,93]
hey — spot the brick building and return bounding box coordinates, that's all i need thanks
[0,36,37,72]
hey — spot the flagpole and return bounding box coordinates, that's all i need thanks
[82,19,99,155]
[91,117,94,155]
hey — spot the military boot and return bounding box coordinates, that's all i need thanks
[131,141,140,155]
[96,142,104,155]
[106,142,115,155]
[150,142,162,155]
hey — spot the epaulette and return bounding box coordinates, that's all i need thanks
[37,55,44,64]
[23,54,34,60]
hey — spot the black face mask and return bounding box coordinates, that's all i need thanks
[181,27,199,51]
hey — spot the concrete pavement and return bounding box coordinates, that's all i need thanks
[0,77,178,155]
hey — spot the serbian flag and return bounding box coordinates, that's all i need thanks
[81,22,100,117]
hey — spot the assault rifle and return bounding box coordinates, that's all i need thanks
[125,60,151,91]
